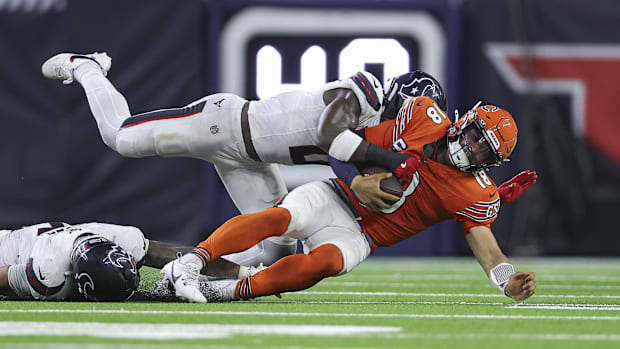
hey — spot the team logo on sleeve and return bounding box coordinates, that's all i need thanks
[390,138,408,152]
[456,198,501,222]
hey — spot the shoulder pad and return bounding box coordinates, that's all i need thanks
[350,71,383,112]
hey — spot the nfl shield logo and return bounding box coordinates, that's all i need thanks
[210,125,220,134]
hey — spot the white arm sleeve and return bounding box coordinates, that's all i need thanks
[328,129,364,162]
[7,264,32,299]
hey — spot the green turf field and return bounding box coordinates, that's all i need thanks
[1,257,619,349]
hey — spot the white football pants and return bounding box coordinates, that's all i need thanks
[76,69,296,266]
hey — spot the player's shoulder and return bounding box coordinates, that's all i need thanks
[391,96,449,145]
[326,71,383,115]
[452,170,500,223]
[77,222,148,264]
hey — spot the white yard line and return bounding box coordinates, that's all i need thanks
[1,309,618,320]
[1,325,619,344]
[298,291,620,299]
[381,332,620,341]
[267,300,620,309]
[0,344,243,349]
[0,321,400,339]
[0,344,368,349]
[508,304,620,311]
[346,274,620,282]
[322,281,620,290]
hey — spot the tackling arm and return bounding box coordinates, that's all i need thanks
[0,266,15,297]
[466,226,536,301]
[144,240,244,279]
[317,88,362,152]
[319,89,421,180]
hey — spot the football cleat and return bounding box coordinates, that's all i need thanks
[41,52,112,85]
[161,259,207,303]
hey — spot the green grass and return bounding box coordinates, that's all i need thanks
[1,257,619,349]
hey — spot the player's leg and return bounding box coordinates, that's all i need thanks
[42,53,126,151]
[200,243,344,302]
[200,209,371,301]
[161,206,291,302]
[162,181,362,302]
[213,162,297,267]
[192,181,343,264]
[228,187,370,300]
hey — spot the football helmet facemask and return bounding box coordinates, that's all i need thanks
[446,102,518,172]
[381,70,447,122]
[71,234,140,301]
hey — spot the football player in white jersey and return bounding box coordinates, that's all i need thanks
[0,222,144,300]
[41,52,426,269]
[0,222,261,301]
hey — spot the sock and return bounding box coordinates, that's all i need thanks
[196,207,291,263]
[74,60,102,83]
[234,243,344,300]
[237,265,250,279]
[180,253,204,268]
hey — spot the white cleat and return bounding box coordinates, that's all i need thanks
[41,52,112,85]
[161,259,207,303]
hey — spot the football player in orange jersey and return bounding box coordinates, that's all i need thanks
[162,96,536,303]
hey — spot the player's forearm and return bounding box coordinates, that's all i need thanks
[143,240,193,268]
[349,141,410,172]
[0,266,17,297]
[144,240,242,279]
[0,266,11,295]
[465,226,510,276]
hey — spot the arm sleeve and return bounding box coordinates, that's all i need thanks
[328,155,361,187]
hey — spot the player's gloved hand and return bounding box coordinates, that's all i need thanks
[351,173,402,212]
[392,151,424,182]
[504,272,536,301]
[498,170,538,205]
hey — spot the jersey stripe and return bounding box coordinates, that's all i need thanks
[120,101,206,129]
[456,198,500,222]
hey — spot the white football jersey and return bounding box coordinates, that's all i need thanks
[248,71,384,165]
[1,222,148,300]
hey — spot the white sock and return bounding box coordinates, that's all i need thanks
[74,60,102,84]
[237,266,250,279]
[180,253,204,267]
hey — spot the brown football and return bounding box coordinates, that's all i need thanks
[358,166,404,198]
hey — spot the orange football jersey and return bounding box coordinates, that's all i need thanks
[335,96,501,248]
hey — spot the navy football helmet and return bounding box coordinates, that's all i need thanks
[71,234,140,301]
[381,70,447,122]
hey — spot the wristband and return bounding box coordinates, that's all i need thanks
[489,262,515,294]
[328,129,363,162]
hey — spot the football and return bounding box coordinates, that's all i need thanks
[358,166,404,198]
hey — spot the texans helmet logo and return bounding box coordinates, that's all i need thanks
[398,76,442,101]
[103,245,138,274]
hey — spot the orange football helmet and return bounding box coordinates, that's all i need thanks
[446,102,518,172]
